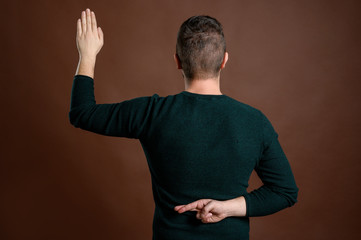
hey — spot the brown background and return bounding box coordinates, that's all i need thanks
[1,0,360,239]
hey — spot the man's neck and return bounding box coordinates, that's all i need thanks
[184,77,222,95]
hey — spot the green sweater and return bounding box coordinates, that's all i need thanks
[69,75,298,240]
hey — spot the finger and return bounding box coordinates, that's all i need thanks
[179,199,212,213]
[201,217,212,223]
[205,212,213,218]
[81,11,86,34]
[175,205,197,212]
[177,201,202,213]
[197,211,211,220]
[91,11,97,32]
[77,18,82,36]
[174,205,185,211]
[86,8,92,32]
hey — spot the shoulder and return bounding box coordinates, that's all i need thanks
[131,92,183,104]
[224,95,265,118]
[120,92,180,110]
[223,96,278,149]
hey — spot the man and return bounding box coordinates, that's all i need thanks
[70,8,299,240]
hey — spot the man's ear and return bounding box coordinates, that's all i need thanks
[174,53,182,69]
[220,52,229,69]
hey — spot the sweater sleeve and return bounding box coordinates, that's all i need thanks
[69,74,158,139]
[243,111,299,217]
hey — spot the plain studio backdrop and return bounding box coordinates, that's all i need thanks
[1,0,360,239]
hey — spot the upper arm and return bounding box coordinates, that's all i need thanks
[69,74,160,139]
[69,94,159,139]
[255,112,299,204]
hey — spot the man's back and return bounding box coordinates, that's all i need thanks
[69,75,298,239]
[141,90,258,239]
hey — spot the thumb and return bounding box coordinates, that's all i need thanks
[202,200,216,216]
[200,202,214,222]
[98,27,104,42]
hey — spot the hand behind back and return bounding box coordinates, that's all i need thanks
[174,199,228,223]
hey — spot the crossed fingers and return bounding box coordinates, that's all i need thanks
[175,199,212,213]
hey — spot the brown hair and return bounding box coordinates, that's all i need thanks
[176,15,226,80]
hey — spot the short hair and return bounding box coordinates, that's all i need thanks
[176,15,226,80]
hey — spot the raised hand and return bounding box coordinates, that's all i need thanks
[76,8,104,59]
[174,199,229,223]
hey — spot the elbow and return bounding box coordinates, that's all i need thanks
[69,109,81,127]
[285,185,299,207]
[68,105,95,130]
[272,184,299,208]
[69,111,76,127]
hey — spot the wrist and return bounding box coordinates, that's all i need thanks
[224,196,247,217]
[75,55,97,79]
[79,54,97,62]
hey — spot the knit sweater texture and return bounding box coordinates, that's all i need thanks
[69,74,299,240]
